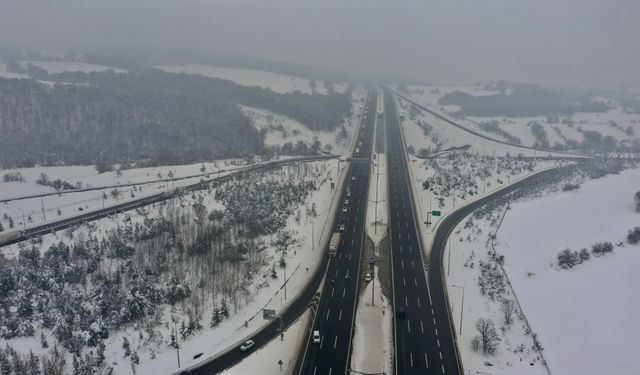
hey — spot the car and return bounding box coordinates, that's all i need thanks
[397,307,406,319]
[312,330,321,344]
[365,272,372,282]
[346,190,352,197]
[240,339,255,352]
[352,176,356,181]
[344,199,349,205]
[342,207,348,213]
[339,223,346,231]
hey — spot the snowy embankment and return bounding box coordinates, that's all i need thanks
[0,159,251,231]
[156,64,338,95]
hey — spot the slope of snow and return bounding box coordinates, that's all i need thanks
[156,64,331,95]
[20,61,126,74]
[496,167,640,375]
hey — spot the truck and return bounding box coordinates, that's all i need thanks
[0,230,23,247]
[329,232,341,257]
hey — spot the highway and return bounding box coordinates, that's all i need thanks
[295,90,377,375]
[384,88,462,375]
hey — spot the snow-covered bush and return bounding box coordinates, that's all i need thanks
[627,226,640,245]
[591,241,613,257]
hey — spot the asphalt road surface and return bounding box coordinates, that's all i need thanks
[295,90,377,375]
[384,87,462,375]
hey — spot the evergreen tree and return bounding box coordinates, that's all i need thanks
[122,337,131,357]
[210,307,221,328]
[180,321,188,341]
[27,350,41,375]
[220,300,229,319]
[40,332,49,349]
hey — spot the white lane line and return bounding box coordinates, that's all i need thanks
[351,239,354,246]
[409,353,413,368]
[331,288,334,298]
[405,297,408,307]
[313,366,317,375]
[333,336,338,349]
[441,364,445,373]
[411,260,415,269]
[335,268,339,277]
[409,246,412,254]
[420,320,424,333]
[343,288,346,298]
[431,308,435,315]
[399,246,403,254]
[425,353,429,368]
[338,309,342,321]
[435,328,438,336]
[403,277,406,287]
[417,297,421,308]
[414,278,418,287]
[401,260,404,268]
[320,336,324,349]
[439,351,443,360]
[437,339,440,348]
[326,309,330,320]
[329,367,333,375]
[407,320,411,333]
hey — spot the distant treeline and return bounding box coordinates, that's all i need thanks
[439,82,611,117]
[0,69,352,168]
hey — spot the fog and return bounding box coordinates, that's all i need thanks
[0,0,638,86]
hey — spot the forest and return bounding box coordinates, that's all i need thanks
[0,69,352,168]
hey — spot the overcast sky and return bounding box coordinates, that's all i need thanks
[0,0,638,87]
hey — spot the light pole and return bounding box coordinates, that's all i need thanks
[17,207,27,231]
[452,284,465,335]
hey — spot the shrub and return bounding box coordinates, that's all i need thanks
[591,241,613,257]
[557,248,579,269]
[627,227,640,245]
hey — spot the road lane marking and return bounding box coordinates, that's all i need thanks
[338,309,342,321]
[442,364,445,373]
[334,336,338,349]
[439,351,442,360]
[405,297,408,307]
[417,297,421,308]
[425,353,429,368]
[403,277,406,287]
[420,320,424,333]
[326,309,330,320]
[320,336,324,349]
[431,308,435,315]
[331,288,334,298]
[433,318,437,325]
[411,260,415,269]
[414,278,418,287]
[313,367,317,375]
[407,320,411,333]
[410,353,413,368]
[437,339,440,348]
[435,328,438,336]
[343,288,346,298]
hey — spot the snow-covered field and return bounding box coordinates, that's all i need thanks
[400,85,640,151]
[0,159,250,230]
[20,61,126,74]
[443,166,640,375]
[495,167,640,375]
[156,64,340,95]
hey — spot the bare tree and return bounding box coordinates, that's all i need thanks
[475,318,501,355]
[500,298,517,326]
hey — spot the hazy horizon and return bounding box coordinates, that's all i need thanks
[0,0,638,87]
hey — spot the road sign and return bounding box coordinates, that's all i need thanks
[263,309,276,320]
[431,210,441,216]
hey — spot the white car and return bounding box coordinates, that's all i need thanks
[312,330,321,344]
[342,207,348,213]
[339,223,346,231]
[365,272,372,282]
[240,339,255,352]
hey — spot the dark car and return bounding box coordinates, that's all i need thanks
[398,307,406,319]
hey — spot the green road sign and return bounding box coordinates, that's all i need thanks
[431,210,441,216]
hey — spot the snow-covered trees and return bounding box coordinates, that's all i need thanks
[557,248,580,269]
[591,241,613,257]
[477,260,506,301]
[474,318,501,355]
[628,227,640,245]
[499,298,517,326]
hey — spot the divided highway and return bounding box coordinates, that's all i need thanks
[295,91,377,375]
[384,88,462,375]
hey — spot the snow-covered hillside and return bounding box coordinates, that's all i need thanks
[156,64,343,95]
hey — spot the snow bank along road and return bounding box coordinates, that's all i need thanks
[384,87,462,375]
[295,90,377,375]
[0,155,337,249]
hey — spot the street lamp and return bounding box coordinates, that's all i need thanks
[452,284,465,335]
[17,207,27,231]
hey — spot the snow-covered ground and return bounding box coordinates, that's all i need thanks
[0,159,348,374]
[350,266,393,375]
[400,85,640,151]
[240,86,367,155]
[443,165,640,375]
[0,159,250,230]
[494,166,640,375]
[156,64,340,95]
[20,61,126,74]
